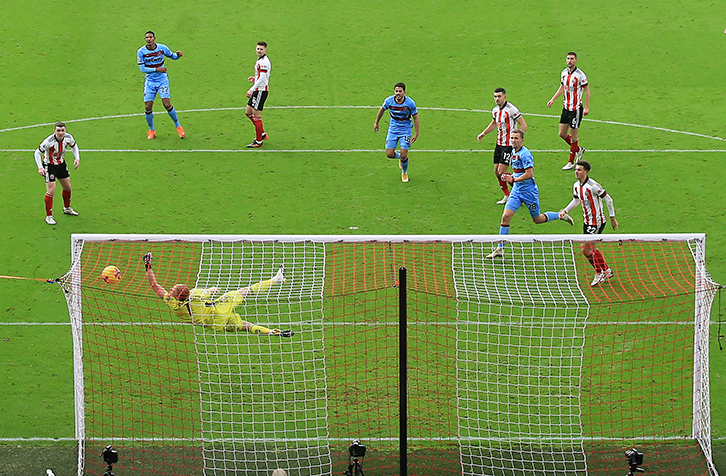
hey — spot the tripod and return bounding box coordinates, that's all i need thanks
[344,457,365,476]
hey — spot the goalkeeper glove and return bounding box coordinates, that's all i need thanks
[271,329,295,338]
[142,252,153,271]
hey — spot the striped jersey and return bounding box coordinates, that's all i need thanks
[491,102,522,146]
[510,146,536,194]
[37,133,77,166]
[137,43,178,79]
[572,177,612,226]
[560,67,588,111]
[381,95,418,134]
[250,54,271,91]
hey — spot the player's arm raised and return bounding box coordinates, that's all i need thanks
[142,253,168,299]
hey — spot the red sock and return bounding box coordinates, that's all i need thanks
[252,116,265,141]
[498,176,509,196]
[44,194,53,216]
[562,134,572,145]
[592,249,608,271]
[62,189,71,208]
[569,140,579,163]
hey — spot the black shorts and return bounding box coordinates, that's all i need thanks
[583,222,606,235]
[493,144,513,165]
[44,162,70,183]
[248,90,268,111]
[560,105,584,129]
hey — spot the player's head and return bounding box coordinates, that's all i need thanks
[394,83,406,101]
[54,122,66,140]
[256,41,267,57]
[145,31,156,46]
[576,160,590,171]
[575,160,590,181]
[494,87,506,106]
[566,52,578,68]
[169,284,190,302]
[511,129,524,148]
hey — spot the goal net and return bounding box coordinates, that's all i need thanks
[60,234,721,476]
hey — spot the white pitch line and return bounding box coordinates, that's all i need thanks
[3,148,726,154]
[1,105,725,143]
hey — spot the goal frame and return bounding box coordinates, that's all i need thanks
[64,233,718,476]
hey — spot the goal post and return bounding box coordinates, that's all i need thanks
[60,234,721,476]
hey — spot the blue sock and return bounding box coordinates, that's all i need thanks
[401,158,409,174]
[167,107,181,127]
[393,151,401,159]
[145,112,154,130]
[544,211,560,222]
[498,226,510,247]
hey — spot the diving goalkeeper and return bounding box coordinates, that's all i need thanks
[143,252,293,336]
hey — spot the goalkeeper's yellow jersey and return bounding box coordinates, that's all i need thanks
[163,288,246,331]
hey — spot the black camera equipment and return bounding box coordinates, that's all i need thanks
[343,440,366,476]
[625,448,644,476]
[101,445,119,476]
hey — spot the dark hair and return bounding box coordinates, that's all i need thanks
[494,87,506,95]
[146,31,155,37]
[257,41,267,47]
[511,129,525,139]
[576,160,590,171]
[567,51,577,58]
[55,121,66,129]
[394,82,406,91]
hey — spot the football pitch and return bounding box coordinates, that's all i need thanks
[1,0,725,474]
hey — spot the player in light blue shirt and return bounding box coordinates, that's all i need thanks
[486,129,574,258]
[137,31,185,139]
[374,82,420,183]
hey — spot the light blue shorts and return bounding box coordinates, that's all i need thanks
[386,130,412,150]
[505,189,541,217]
[144,76,171,102]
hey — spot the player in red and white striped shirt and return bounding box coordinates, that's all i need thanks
[34,122,81,225]
[477,88,527,204]
[559,160,619,286]
[245,41,271,149]
[547,52,590,171]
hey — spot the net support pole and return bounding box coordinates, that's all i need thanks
[398,267,408,476]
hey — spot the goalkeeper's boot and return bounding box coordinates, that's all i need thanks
[63,207,79,216]
[560,212,574,225]
[270,328,295,338]
[486,247,504,259]
[273,266,286,284]
[176,125,186,139]
[590,268,614,286]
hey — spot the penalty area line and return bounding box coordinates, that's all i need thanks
[0,105,725,142]
[3,148,726,154]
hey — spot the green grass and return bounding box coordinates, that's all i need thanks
[2,0,726,474]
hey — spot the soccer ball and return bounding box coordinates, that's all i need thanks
[102,266,121,284]
[271,470,287,476]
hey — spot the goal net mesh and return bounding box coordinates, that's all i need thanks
[60,235,720,476]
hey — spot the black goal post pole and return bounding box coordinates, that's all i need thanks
[398,267,408,476]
